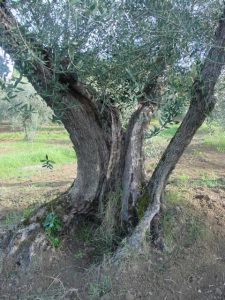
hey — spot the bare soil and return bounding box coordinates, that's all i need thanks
[1,132,225,299]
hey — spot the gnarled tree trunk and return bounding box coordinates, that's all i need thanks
[1,0,225,269]
[116,7,225,257]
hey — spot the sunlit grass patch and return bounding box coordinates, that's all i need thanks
[176,174,190,183]
[192,176,225,188]
[0,124,75,179]
[165,189,183,204]
[204,130,225,151]
[0,140,75,178]
[0,127,69,142]
[158,124,179,137]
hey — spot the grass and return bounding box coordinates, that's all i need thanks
[88,276,111,299]
[0,129,69,142]
[158,124,179,137]
[0,125,75,179]
[204,130,225,151]
[185,217,204,247]
[162,189,206,252]
[193,175,225,188]
[165,189,183,204]
[3,206,34,225]
[175,174,190,184]
[150,120,222,141]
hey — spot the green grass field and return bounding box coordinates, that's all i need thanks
[0,125,75,179]
[0,121,224,180]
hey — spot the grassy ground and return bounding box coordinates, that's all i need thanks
[1,121,225,299]
[0,125,75,178]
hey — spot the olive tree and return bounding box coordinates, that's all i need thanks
[0,0,225,265]
[0,76,53,140]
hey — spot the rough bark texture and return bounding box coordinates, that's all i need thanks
[122,7,225,252]
[0,2,169,229]
[0,3,159,268]
[121,104,154,229]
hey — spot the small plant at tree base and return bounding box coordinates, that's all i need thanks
[88,276,111,299]
[42,212,61,248]
[74,250,85,259]
[41,154,55,170]
[48,236,61,248]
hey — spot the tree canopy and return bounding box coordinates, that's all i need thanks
[0,0,223,119]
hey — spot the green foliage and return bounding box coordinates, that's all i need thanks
[146,70,189,139]
[40,154,55,170]
[0,74,53,140]
[42,212,62,248]
[42,212,61,233]
[1,0,222,128]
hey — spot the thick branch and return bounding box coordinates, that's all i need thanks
[120,54,167,228]
[121,104,154,228]
[126,7,225,250]
[0,2,102,125]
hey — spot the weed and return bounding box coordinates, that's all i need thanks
[75,192,122,261]
[43,212,61,233]
[98,192,121,238]
[41,154,55,169]
[76,223,94,243]
[22,207,34,219]
[42,212,61,248]
[177,174,189,181]
[3,211,21,225]
[217,146,225,152]
[88,276,111,299]
[174,174,190,187]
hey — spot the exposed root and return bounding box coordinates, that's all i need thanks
[112,194,161,262]
[2,223,48,270]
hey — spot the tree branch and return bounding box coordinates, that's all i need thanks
[0,2,101,122]
[116,6,225,257]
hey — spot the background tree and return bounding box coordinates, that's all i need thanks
[0,0,225,265]
[0,74,53,140]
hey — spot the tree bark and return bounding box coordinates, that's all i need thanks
[0,2,168,228]
[122,6,225,252]
[121,104,154,230]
